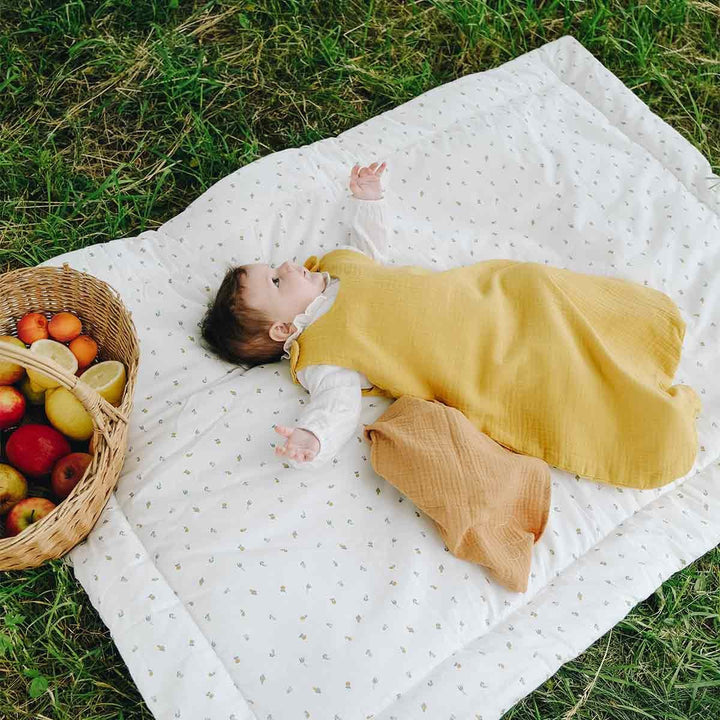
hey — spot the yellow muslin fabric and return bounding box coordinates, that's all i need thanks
[363,396,551,593]
[289,250,701,489]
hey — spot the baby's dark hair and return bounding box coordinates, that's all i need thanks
[200,265,285,368]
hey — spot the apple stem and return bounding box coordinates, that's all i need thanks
[29,510,35,522]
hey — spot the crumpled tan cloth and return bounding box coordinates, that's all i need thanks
[363,396,551,593]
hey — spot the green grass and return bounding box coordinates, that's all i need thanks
[0,0,718,718]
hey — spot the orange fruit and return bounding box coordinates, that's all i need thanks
[48,312,82,343]
[16,312,48,345]
[69,335,98,370]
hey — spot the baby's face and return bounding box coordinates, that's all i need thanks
[242,261,326,327]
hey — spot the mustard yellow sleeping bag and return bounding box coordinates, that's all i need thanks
[288,250,701,489]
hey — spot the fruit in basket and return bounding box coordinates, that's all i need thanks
[17,312,49,345]
[0,336,27,385]
[51,452,92,500]
[45,387,93,441]
[19,375,46,405]
[48,312,82,343]
[26,339,78,390]
[69,335,98,371]
[0,385,26,430]
[0,463,28,515]
[4,497,56,537]
[80,360,126,406]
[5,424,71,479]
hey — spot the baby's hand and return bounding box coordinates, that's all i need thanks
[349,161,387,201]
[274,425,320,463]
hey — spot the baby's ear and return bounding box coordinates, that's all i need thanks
[268,321,294,342]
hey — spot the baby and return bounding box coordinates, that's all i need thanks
[201,161,700,488]
[201,161,389,467]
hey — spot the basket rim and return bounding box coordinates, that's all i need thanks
[0,261,140,343]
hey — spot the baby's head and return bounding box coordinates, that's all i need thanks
[201,260,326,368]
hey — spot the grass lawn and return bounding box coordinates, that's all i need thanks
[1,1,719,718]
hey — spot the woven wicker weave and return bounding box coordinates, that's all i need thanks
[0,262,139,570]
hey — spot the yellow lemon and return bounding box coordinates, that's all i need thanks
[26,339,78,390]
[80,361,126,406]
[19,375,46,405]
[45,387,94,441]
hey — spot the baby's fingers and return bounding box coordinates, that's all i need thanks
[349,164,361,190]
[360,162,386,178]
[294,449,315,462]
[289,447,310,461]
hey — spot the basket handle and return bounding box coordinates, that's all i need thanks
[0,342,127,443]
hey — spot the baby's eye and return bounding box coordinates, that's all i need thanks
[273,277,280,287]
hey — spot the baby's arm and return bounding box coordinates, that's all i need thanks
[347,161,391,264]
[349,197,391,264]
[275,364,363,470]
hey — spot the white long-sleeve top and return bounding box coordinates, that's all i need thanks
[282,197,391,470]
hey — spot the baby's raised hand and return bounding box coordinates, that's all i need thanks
[274,425,320,463]
[349,161,387,201]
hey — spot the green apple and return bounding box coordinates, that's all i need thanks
[0,463,28,515]
[19,375,46,405]
[0,336,26,385]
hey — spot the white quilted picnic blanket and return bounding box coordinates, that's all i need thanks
[41,36,719,720]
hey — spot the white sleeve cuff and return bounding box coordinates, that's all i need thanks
[350,197,391,263]
[282,365,363,471]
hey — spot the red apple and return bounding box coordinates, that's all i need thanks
[0,463,28,515]
[4,497,56,536]
[16,312,49,345]
[51,452,92,500]
[5,424,71,479]
[0,336,27,385]
[0,385,26,430]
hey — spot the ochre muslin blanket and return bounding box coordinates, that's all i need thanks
[363,396,551,593]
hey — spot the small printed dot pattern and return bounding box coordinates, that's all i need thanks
[41,36,719,720]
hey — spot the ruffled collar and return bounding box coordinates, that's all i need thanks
[282,271,335,359]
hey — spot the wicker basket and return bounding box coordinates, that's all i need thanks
[0,262,139,570]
